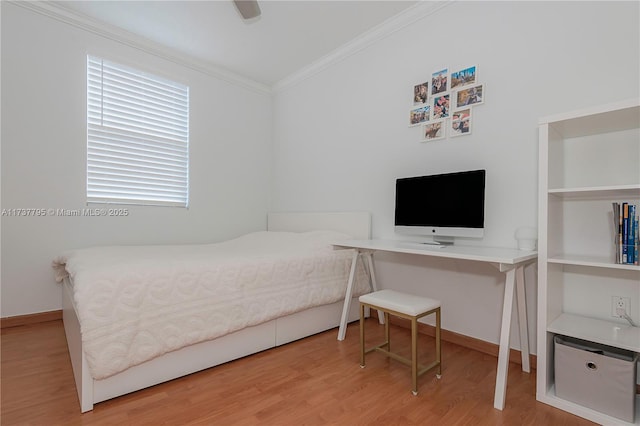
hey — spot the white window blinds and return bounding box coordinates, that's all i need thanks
[87,56,189,207]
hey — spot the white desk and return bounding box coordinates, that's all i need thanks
[333,239,537,411]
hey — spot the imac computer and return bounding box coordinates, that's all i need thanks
[394,169,486,245]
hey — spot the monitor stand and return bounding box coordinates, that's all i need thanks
[425,236,454,246]
[404,236,454,249]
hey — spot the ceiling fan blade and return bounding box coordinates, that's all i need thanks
[233,0,261,20]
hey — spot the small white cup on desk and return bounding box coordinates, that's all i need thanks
[515,227,537,251]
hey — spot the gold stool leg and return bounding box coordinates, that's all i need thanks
[360,303,365,368]
[384,311,390,352]
[411,316,418,395]
[436,307,442,378]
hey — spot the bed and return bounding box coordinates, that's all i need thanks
[54,212,371,412]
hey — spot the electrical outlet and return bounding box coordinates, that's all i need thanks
[611,296,631,318]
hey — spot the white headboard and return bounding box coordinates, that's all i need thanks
[267,212,371,240]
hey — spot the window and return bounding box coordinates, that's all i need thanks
[87,56,189,207]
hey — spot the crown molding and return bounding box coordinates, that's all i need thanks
[10,1,272,96]
[11,1,452,96]
[272,1,454,94]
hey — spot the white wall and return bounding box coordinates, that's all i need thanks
[272,1,640,352]
[1,3,273,317]
[2,1,639,354]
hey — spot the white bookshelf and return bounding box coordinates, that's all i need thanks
[537,98,640,425]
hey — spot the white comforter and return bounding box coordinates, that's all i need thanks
[52,231,369,380]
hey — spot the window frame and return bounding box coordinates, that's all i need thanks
[86,55,190,208]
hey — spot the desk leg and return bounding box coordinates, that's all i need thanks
[494,267,516,410]
[364,252,384,325]
[515,265,530,373]
[337,250,360,341]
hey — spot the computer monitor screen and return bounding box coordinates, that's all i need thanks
[394,169,486,244]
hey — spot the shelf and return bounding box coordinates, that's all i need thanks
[539,98,640,138]
[548,254,640,271]
[548,313,640,352]
[540,386,640,426]
[538,99,640,423]
[548,184,640,200]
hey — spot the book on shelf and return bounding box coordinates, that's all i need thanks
[627,204,638,265]
[612,202,620,263]
[633,206,640,265]
[612,201,639,265]
[623,202,629,263]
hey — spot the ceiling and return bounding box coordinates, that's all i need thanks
[54,0,420,88]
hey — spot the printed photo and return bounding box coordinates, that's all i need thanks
[450,65,477,90]
[422,120,445,141]
[413,82,429,106]
[455,84,484,108]
[451,108,472,137]
[409,105,430,126]
[432,94,450,120]
[431,68,448,95]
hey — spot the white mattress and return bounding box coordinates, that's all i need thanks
[52,231,369,380]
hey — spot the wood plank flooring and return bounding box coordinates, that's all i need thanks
[1,319,594,425]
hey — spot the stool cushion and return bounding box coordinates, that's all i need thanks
[359,289,441,317]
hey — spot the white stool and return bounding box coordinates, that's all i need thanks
[359,289,442,395]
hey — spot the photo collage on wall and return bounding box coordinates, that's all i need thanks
[409,65,484,142]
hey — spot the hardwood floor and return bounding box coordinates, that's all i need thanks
[1,319,594,425]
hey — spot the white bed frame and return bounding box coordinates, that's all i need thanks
[62,211,371,412]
